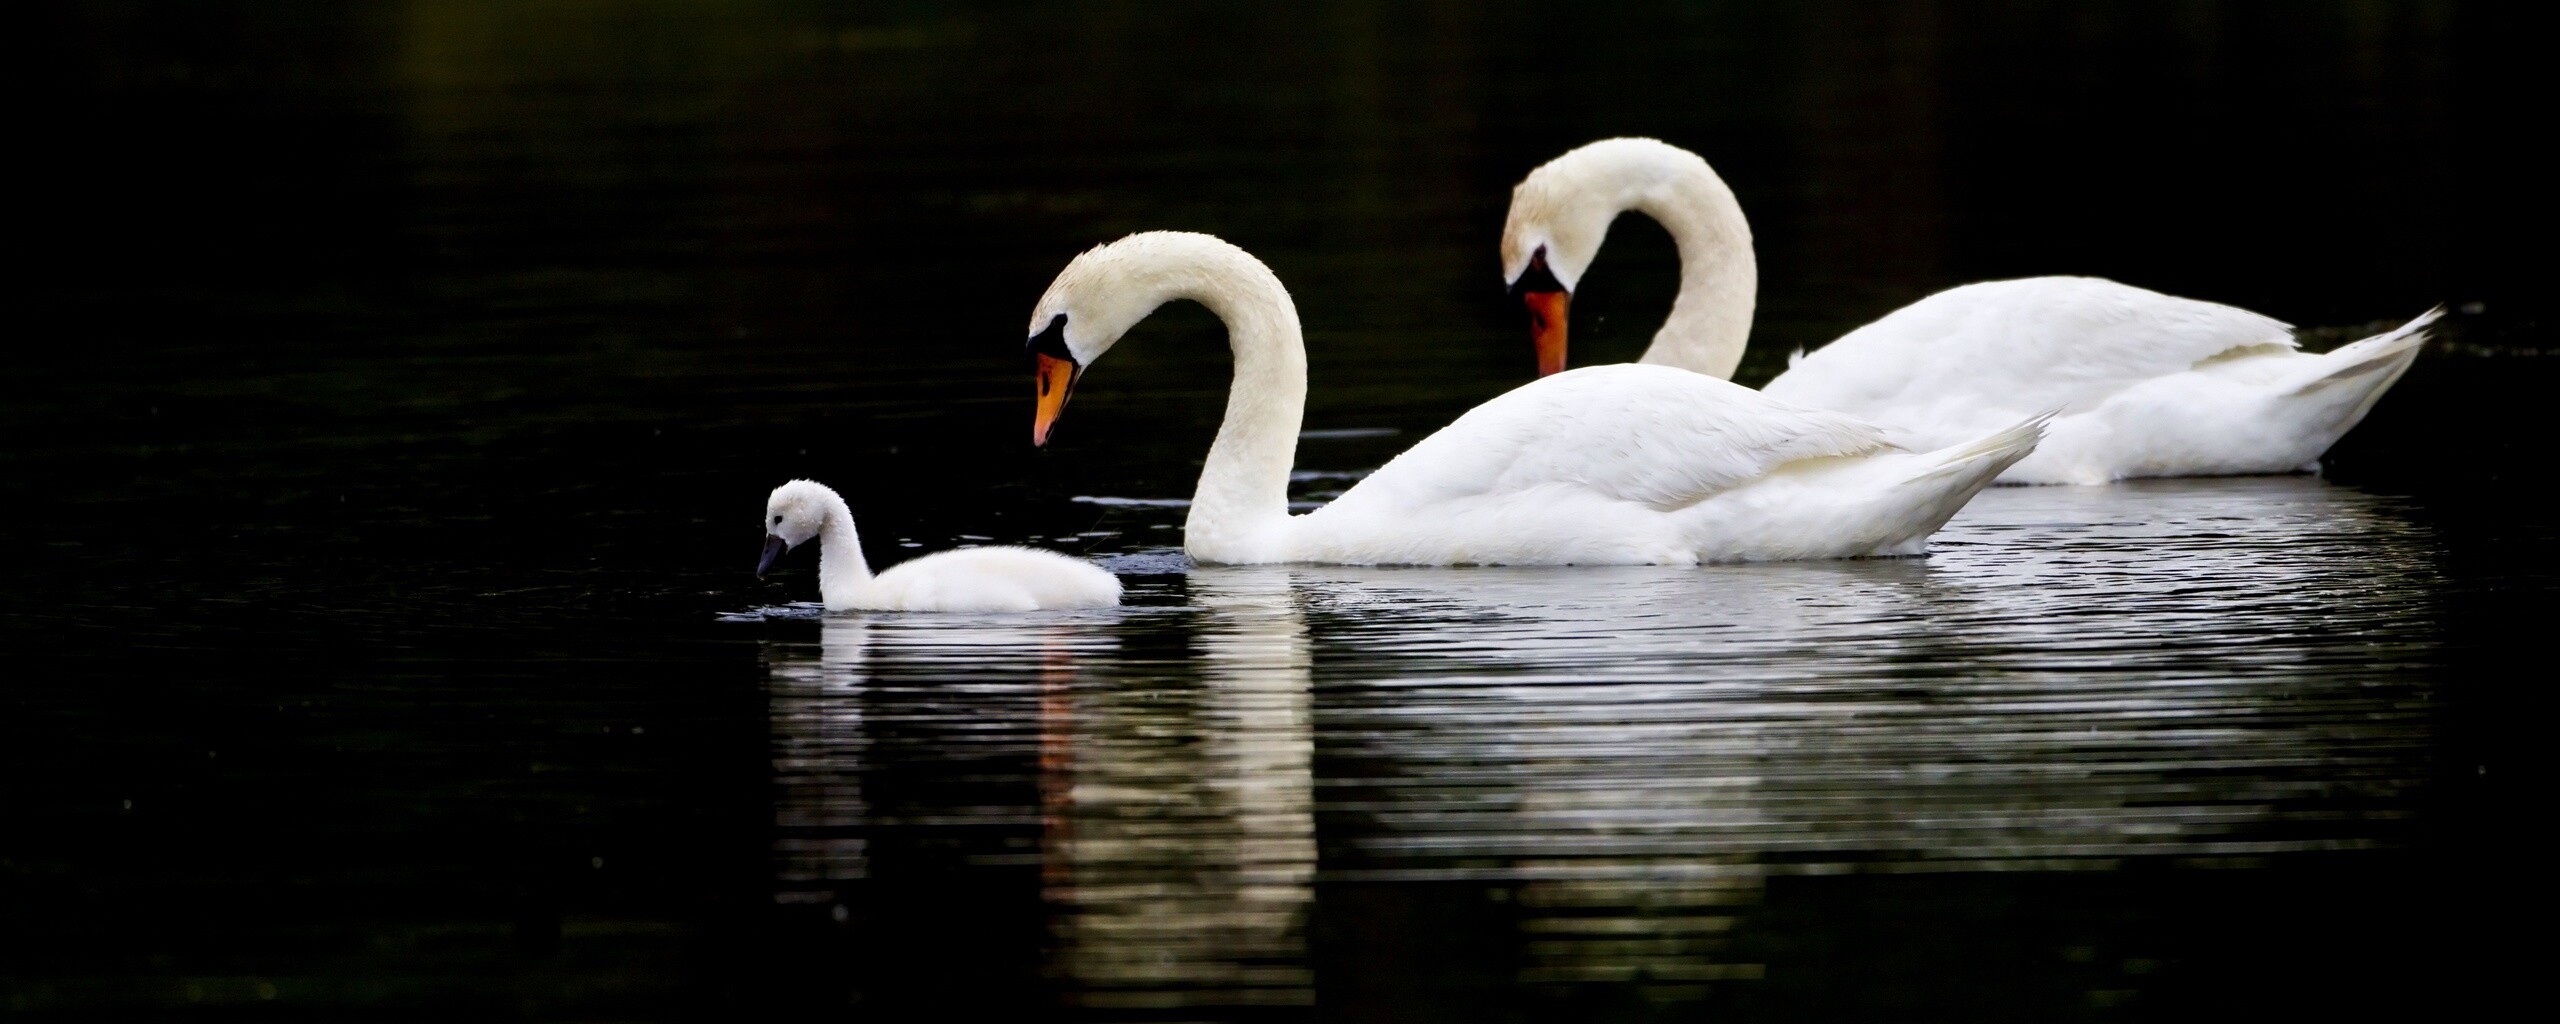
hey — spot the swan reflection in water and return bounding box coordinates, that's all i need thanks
[1040,570,1315,1010]
[760,575,1316,1012]
[1298,476,2442,996]
[763,476,2442,1006]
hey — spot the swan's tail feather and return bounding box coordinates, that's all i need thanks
[1845,412,2049,556]
[1684,413,2047,562]
[1910,410,2053,486]
[2293,305,2440,396]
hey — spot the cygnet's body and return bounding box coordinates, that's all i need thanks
[760,479,1122,612]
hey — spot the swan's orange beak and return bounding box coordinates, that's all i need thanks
[1510,246,1572,376]
[1033,351,1080,446]
[1522,289,1570,377]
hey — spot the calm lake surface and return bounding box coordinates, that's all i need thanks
[10,2,2543,1020]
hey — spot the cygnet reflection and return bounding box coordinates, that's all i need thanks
[763,611,1121,903]
[766,616,874,901]
[759,584,1317,1012]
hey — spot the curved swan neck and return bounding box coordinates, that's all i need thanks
[814,489,874,604]
[1173,246,1306,563]
[1564,143,1757,379]
[1047,233,1306,562]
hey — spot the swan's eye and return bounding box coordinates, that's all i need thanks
[1027,313,1073,360]
[1510,245,1567,297]
[772,515,783,524]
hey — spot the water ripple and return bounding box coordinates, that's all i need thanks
[759,476,2445,1010]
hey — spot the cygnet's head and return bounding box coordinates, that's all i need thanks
[1024,231,1274,446]
[759,479,834,577]
[1501,138,1701,376]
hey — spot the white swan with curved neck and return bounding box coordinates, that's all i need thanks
[1025,231,2045,566]
[759,479,1121,611]
[1501,137,2441,485]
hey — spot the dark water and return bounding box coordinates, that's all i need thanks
[9,1,2546,1020]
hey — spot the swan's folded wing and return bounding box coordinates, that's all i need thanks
[1767,276,2297,418]
[1341,364,1897,514]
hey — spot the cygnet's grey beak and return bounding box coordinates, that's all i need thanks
[757,534,789,578]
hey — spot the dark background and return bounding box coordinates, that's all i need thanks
[8,1,2547,1020]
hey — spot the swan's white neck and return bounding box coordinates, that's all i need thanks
[1571,146,1758,379]
[1638,171,1756,379]
[1183,251,1306,563]
[813,489,874,605]
[1092,236,1307,563]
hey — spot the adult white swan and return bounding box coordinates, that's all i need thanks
[759,479,1122,611]
[1025,231,2045,566]
[1500,137,2441,485]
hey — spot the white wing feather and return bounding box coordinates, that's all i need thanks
[1324,363,1897,517]
[1763,276,2294,440]
[861,547,1122,612]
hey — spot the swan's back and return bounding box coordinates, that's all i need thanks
[1286,364,1998,564]
[1327,364,1897,516]
[865,547,1122,612]
[1764,276,2295,435]
[1761,276,2437,482]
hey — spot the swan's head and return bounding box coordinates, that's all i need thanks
[1502,137,1694,376]
[1024,232,1234,445]
[1024,310,1084,447]
[760,479,834,577]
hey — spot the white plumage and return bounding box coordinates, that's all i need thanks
[760,479,1122,611]
[1027,231,2044,566]
[1501,137,2439,485]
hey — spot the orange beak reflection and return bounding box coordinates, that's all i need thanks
[1033,351,1080,446]
[1522,289,1571,376]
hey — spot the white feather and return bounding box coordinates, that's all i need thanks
[762,479,1122,611]
[1031,232,2040,566]
[1503,138,2437,484]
